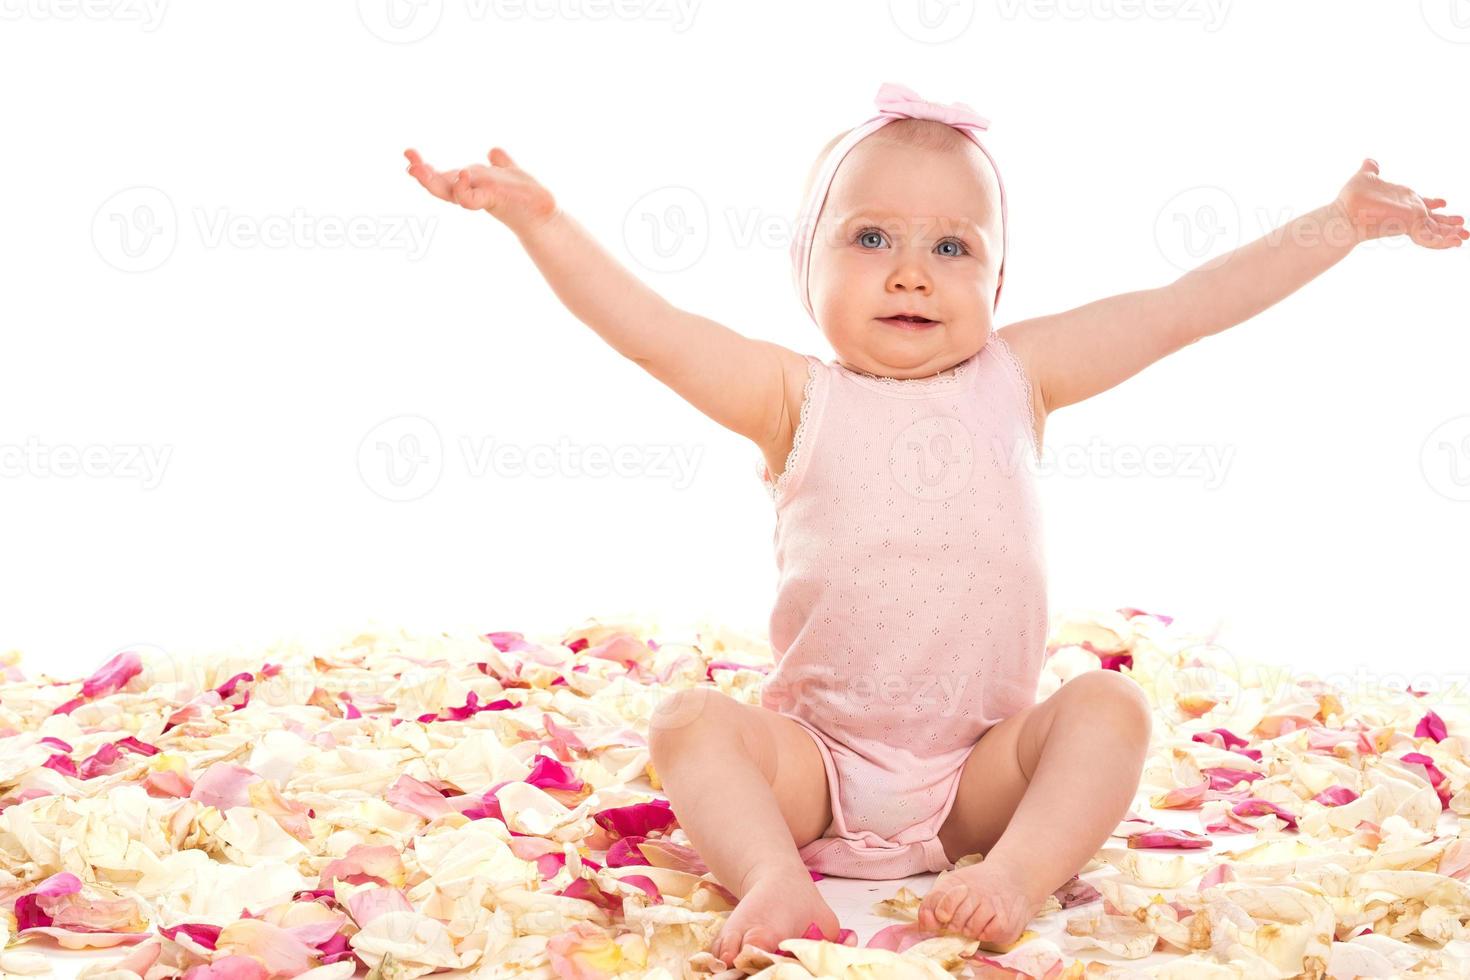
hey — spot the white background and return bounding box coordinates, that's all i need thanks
[3,0,1468,704]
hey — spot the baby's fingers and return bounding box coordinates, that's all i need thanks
[403,149,461,202]
[451,171,497,210]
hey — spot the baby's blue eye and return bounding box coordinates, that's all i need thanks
[855,227,970,256]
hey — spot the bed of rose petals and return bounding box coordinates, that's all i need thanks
[2,609,1470,979]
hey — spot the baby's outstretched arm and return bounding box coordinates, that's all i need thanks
[403,147,799,451]
[1001,159,1466,416]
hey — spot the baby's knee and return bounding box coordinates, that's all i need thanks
[648,687,734,761]
[1068,670,1152,735]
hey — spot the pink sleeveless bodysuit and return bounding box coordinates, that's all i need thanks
[755,333,1048,880]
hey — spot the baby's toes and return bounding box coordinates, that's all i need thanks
[932,885,969,927]
[947,891,986,935]
[958,899,998,940]
[968,901,1023,945]
[712,927,740,963]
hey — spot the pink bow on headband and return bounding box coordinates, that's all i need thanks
[874,81,993,134]
[791,82,1009,324]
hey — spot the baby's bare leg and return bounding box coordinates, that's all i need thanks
[648,688,840,963]
[923,670,1153,943]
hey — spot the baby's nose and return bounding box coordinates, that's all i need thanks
[889,277,931,293]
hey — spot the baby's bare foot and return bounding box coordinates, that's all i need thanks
[917,859,1049,947]
[712,866,841,965]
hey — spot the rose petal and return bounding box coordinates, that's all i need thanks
[81,649,143,698]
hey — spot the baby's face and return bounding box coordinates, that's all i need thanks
[807,137,1003,378]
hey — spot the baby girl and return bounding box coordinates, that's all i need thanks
[404,82,1465,963]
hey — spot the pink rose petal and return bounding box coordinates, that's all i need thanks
[704,659,767,681]
[161,922,224,949]
[604,835,649,867]
[558,878,622,913]
[484,630,534,653]
[319,844,406,889]
[593,798,676,839]
[1117,606,1173,625]
[1415,710,1447,742]
[1312,785,1359,806]
[535,853,566,879]
[82,650,143,698]
[1199,863,1236,889]
[384,774,453,820]
[1127,827,1213,849]
[1151,778,1209,810]
[190,763,259,811]
[1401,751,1446,787]
[14,871,83,929]
[78,742,126,779]
[1200,766,1260,792]
[116,735,160,756]
[1230,797,1298,830]
[344,886,413,926]
[866,922,935,953]
[624,837,708,875]
[1054,875,1102,908]
[797,921,855,945]
[526,753,584,792]
[616,873,662,903]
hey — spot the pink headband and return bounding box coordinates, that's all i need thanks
[790,81,1009,323]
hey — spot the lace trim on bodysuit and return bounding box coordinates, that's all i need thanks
[763,357,822,501]
[987,333,1042,462]
[841,355,970,388]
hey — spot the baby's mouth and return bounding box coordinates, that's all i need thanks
[878,314,939,330]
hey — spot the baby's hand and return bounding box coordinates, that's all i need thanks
[403,147,558,236]
[1333,158,1466,248]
